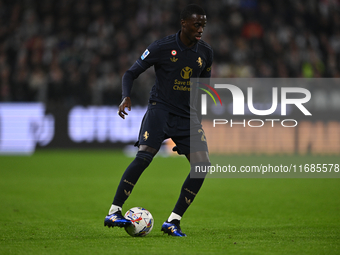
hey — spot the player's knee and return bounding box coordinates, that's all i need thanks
[189,151,210,164]
[138,145,158,156]
[135,150,154,166]
[191,161,210,179]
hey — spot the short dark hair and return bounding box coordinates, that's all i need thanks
[180,4,206,20]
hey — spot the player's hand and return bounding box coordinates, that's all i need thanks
[118,97,131,119]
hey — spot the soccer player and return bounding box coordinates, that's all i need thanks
[104,4,213,237]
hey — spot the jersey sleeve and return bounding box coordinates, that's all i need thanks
[136,41,161,70]
[122,62,145,98]
[200,48,213,78]
[121,41,160,98]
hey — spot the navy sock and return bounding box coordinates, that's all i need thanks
[113,151,154,207]
[172,162,210,217]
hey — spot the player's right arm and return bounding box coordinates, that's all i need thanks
[118,62,144,119]
[118,97,131,119]
[118,42,160,119]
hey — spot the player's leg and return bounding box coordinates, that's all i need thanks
[111,145,157,211]
[104,145,157,228]
[170,151,209,218]
[161,117,210,236]
[105,107,167,228]
[109,145,157,213]
[161,151,210,236]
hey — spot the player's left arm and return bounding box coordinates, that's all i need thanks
[199,48,213,79]
[196,49,213,122]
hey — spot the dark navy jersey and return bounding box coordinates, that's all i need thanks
[123,30,213,118]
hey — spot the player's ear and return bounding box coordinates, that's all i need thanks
[181,19,186,28]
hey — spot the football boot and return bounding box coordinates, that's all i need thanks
[161,219,187,237]
[104,210,132,228]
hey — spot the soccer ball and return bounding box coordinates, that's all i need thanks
[124,207,154,237]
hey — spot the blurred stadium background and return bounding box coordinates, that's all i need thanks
[0,0,339,155]
[1,2,339,254]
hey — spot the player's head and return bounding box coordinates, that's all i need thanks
[180,4,207,45]
[180,4,206,21]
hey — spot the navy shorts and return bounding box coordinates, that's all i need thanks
[135,104,208,155]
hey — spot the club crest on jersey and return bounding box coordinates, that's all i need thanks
[197,57,203,68]
[171,50,177,56]
[141,49,150,60]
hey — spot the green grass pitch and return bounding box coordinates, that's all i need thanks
[0,150,339,255]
